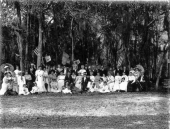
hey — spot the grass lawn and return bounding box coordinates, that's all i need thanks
[0,92,170,129]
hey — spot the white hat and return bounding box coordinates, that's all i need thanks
[4,66,9,69]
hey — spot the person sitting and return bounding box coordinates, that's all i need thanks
[74,72,82,92]
[57,71,65,92]
[81,72,89,93]
[23,84,30,95]
[49,70,58,93]
[65,71,73,90]
[30,82,39,94]
[0,72,17,96]
[107,71,115,92]
[94,72,101,89]
[99,79,110,93]
[87,71,95,92]
[113,72,121,92]
[119,72,128,92]
[127,72,136,92]
[62,83,72,94]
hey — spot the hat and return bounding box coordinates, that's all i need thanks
[4,66,9,69]
[83,72,87,75]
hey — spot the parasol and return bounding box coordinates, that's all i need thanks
[136,64,145,73]
[0,63,14,73]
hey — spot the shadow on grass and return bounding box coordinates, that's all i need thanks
[0,114,169,129]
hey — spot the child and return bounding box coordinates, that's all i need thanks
[23,84,30,95]
[62,82,72,94]
[30,82,39,94]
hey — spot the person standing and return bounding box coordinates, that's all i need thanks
[18,71,26,95]
[29,63,36,82]
[35,66,46,93]
[81,72,89,93]
[106,71,115,92]
[24,71,33,92]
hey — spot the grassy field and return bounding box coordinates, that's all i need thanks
[0,92,170,129]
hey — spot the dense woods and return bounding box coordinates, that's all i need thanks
[0,0,170,89]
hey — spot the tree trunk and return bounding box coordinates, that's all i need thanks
[15,1,24,71]
[155,8,170,90]
[71,18,74,62]
[0,11,2,83]
[25,12,29,70]
[37,14,43,68]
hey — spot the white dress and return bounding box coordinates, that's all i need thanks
[62,88,72,94]
[106,76,115,92]
[35,70,46,92]
[18,76,26,95]
[14,69,20,85]
[78,69,86,76]
[0,76,9,95]
[119,75,128,91]
[57,75,65,92]
[75,76,82,90]
[87,75,95,92]
[113,75,121,91]
[30,86,39,94]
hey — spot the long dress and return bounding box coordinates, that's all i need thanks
[119,75,128,91]
[113,75,121,92]
[106,75,115,92]
[87,75,95,92]
[0,76,10,95]
[14,69,20,85]
[75,76,82,91]
[57,75,65,92]
[18,76,26,95]
[35,70,46,92]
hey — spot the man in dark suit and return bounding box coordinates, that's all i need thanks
[115,66,123,76]
[122,66,129,76]
[81,72,90,93]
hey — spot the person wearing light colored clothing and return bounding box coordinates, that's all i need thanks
[107,71,115,92]
[35,66,46,93]
[113,72,121,92]
[119,72,128,92]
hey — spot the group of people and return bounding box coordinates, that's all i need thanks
[0,63,146,96]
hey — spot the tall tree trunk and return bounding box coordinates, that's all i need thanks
[0,2,2,83]
[71,18,74,62]
[155,8,170,90]
[15,1,24,71]
[37,13,43,68]
[25,12,29,70]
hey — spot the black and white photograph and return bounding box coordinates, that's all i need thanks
[0,0,170,128]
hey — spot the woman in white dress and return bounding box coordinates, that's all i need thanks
[0,72,11,95]
[113,72,122,92]
[57,71,65,92]
[18,71,27,95]
[35,66,46,93]
[49,70,58,93]
[14,66,20,85]
[119,72,128,92]
[106,71,115,92]
[75,72,83,91]
[87,71,95,92]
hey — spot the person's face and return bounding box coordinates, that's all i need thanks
[39,67,42,70]
[103,74,105,77]
[58,65,60,68]
[81,65,84,69]
[67,72,71,76]
[25,72,28,75]
[97,72,100,76]
[16,66,19,70]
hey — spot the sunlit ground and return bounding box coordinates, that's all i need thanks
[0,92,169,129]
